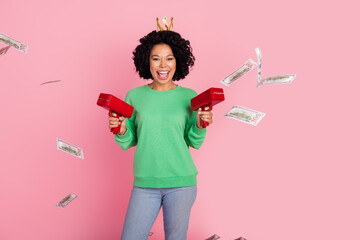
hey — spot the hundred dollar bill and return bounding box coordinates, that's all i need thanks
[234,237,247,240]
[255,47,262,85]
[0,44,13,56]
[56,193,78,208]
[0,33,28,53]
[225,106,265,126]
[40,80,62,86]
[205,234,220,240]
[220,59,257,86]
[57,138,84,159]
[257,74,296,87]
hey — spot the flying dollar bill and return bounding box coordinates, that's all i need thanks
[148,232,154,236]
[56,194,78,208]
[205,234,220,240]
[255,47,262,85]
[220,59,257,86]
[40,80,62,86]
[0,44,13,56]
[225,106,265,126]
[234,237,247,240]
[57,138,84,159]
[257,74,296,87]
[0,33,27,53]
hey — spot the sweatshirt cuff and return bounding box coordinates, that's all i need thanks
[114,129,131,142]
[192,123,207,135]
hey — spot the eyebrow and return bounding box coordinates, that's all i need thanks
[151,54,174,57]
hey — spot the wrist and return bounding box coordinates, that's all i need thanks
[118,129,127,135]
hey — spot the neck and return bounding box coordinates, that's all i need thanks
[149,81,177,91]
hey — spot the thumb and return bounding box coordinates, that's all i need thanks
[197,108,202,117]
[197,108,202,120]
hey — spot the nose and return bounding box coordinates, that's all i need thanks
[160,58,166,68]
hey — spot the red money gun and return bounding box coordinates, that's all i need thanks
[191,87,225,128]
[97,93,134,134]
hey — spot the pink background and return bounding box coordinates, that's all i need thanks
[1,0,359,239]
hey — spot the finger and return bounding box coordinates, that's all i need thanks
[201,111,212,115]
[201,114,212,118]
[201,116,212,121]
[110,118,120,123]
[111,112,117,117]
[199,112,212,118]
[201,114,213,120]
[119,116,126,121]
[197,110,202,119]
[200,110,212,114]
[110,120,120,124]
[201,118,213,123]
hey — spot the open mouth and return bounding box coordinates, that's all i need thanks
[157,71,170,80]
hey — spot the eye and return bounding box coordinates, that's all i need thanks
[152,58,159,61]
[167,58,174,61]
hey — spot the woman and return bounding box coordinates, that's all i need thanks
[109,29,213,240]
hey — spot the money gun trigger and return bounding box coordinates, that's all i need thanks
[108,110,123,134]
[206,103,213,111]
[201,103,212,128]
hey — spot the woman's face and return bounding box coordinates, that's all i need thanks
[149,43,176,85]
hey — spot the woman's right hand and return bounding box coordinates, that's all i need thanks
[109,112,127,135]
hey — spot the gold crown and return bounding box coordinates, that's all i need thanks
[156,17,173,31]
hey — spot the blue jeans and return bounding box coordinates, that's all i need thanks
[121,185,197,240]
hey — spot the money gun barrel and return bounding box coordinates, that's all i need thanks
[191,87,225,128]
[97,93,134,134]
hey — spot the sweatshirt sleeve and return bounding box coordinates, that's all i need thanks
[184,107,207,150]
[114,92,137,150]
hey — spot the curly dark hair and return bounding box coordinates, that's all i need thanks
[132,30,195,81]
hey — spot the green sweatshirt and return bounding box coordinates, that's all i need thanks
[115,85,206,188]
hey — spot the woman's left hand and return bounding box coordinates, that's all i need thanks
[196,106,213,129]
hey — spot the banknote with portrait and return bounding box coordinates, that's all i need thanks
[221,59,257,86]
[255,47,262,85]
[225,106,265,126]
[0,33,27,53]
[257,74,296,87]
[234,237,247,240]
[205,234,220,240]
[56,194,78,208]
[57,138,84,159]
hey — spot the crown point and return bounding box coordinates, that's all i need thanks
[156,16,173,31]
